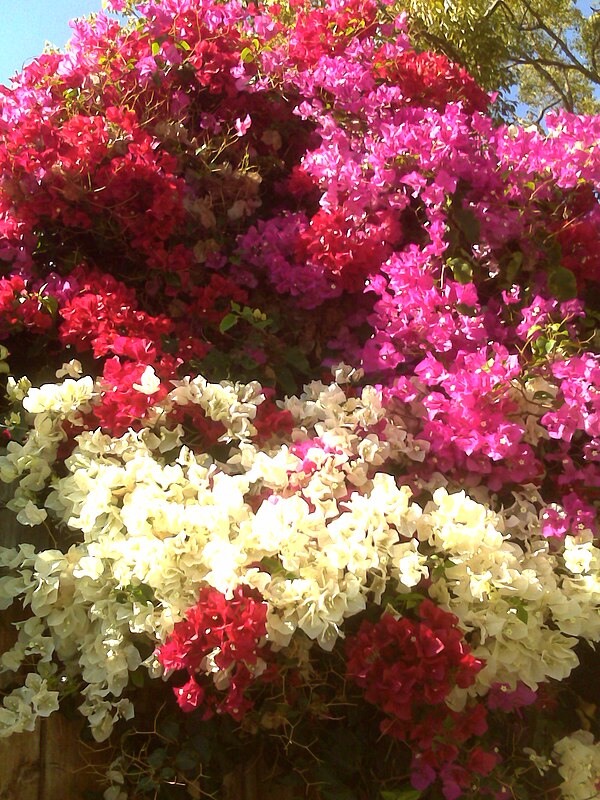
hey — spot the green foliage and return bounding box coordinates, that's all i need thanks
[390,0,600,119]
[380,789,422,800]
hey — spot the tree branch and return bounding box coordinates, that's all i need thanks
[535,97,562,125]
[518,0,600,84]
[523,59,576,112]
[511,55,599,73]
[482,0,505,20]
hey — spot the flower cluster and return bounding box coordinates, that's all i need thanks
[553,731,600,800]
[157,585,275,720]
[346,600,495,797]
[346,601,483,719]
[0,0,598,798]
[0,370,598,798]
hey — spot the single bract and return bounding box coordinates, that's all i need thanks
[0,2,599,799]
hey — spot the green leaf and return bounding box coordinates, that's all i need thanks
[157,718,180,742]
[160,766,176,780]
[240,47,254,62]
[147,748,167,768]
[179,39,191,51]
[505,251,523,283]
[544,238,563,270]
[453,206,480,245]
[219,313,238,334]
[455,302,477,316]
[137,776,157,793]
[548,266,577,301]
[190,733,212,761]
[381,789,422,800]
[284,346,311,373]
[130,667,145,688]
[130,582,155,603]
[515,604,529,624]
[160,334,179,354]
[151,41,160,56]
[164,271,182,287]
[386,591,425,611]
[447,257,473,284]
[275,366,299,396]
[175,749,199,773]
[40,294,59,316]
[259,556,298,580]
[504,597,529,623]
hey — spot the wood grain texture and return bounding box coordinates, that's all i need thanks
[0,485,42,800]
[0,729,41,800]
[42,715,114,800]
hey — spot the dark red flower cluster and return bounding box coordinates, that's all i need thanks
[373,50,490,113]
[296,206,403,292]
[346,600,494,798]
[188,274,249,326]
[557,213,600,284]
[0,275,54,337]
[59,269,173,361]
[407,704,498,799]
[346,599,483,717]
[252,388,295,443]
[156,586,276,721]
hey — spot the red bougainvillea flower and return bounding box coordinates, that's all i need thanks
[346,599,483,720]
[156,585,276,720]
[346,600,492,798]
[0,275,55,337]
[372,49,490,113]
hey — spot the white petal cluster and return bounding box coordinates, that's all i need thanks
[22,376,94,415]
[0,412,66,522]
[419,488,600,696]
[553,730,600,800]
[0,369,599,745]
[0,673,59,736]
[168,375,264,441]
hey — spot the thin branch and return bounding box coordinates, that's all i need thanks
[482,0,505,20]
[535,97,562,125]
[525,60,575,112]
[518,0,600,83]
[414,29,470,69]
[511,55,599,73]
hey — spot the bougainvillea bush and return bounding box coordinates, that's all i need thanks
[0,1,599,798]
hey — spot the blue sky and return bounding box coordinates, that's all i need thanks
[0,1,104,86]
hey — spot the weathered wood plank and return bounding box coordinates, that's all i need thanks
[41,714,113,800]
[0,729,41,800]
